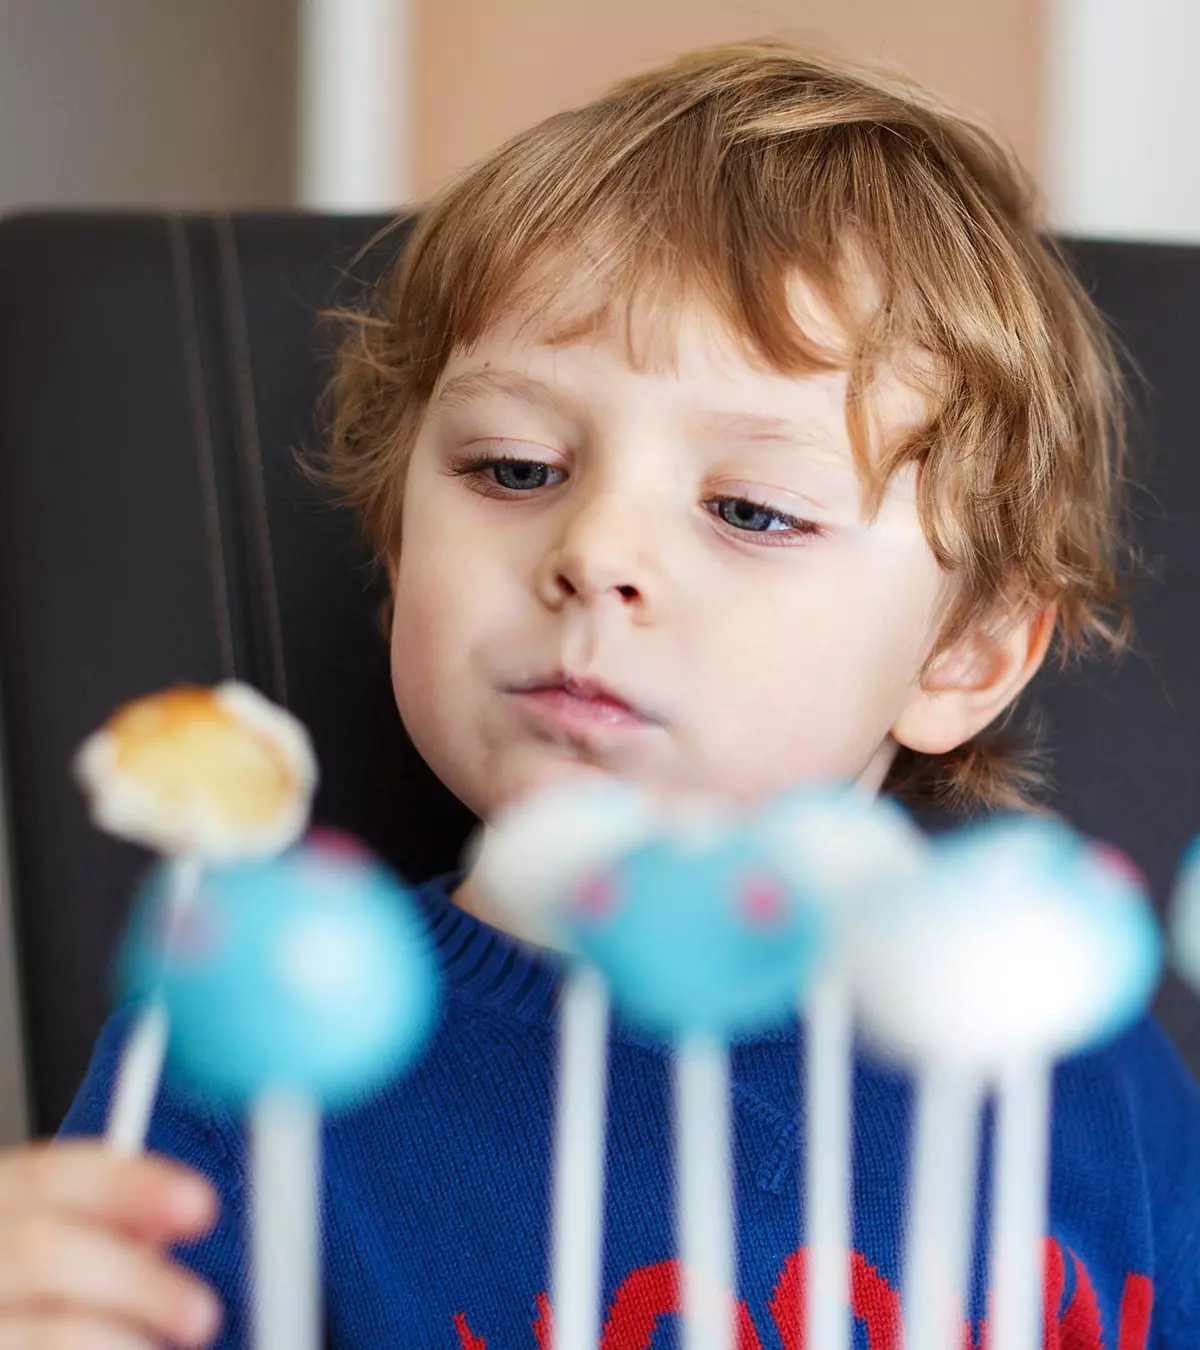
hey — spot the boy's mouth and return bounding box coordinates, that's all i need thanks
[506,673,659,734]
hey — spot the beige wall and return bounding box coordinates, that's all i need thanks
[0,0,297,214]
[413,0,1043,198]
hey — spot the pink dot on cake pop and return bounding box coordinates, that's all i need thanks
[1088,843,1147,890]
[306,827,372,862]
[155,901,222,964]
[573,871,621,921]
[739,874,787,927]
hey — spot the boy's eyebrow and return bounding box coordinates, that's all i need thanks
[432,368,841,453]
[430,368,577,419]
[689,409,826,446]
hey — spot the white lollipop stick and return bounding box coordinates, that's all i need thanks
[758,787,927,1350]
[551,966,611,1350]
[989,1058,1051,1350]
[107,1000,169,1155]
[676,1036,735,1350]
[804,968,853,1350]
[903,1064,984,1350]
[106,856,202,1154]
[251,1087,322,1350]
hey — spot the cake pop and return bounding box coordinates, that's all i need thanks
[850,816,1161,1350]
[1170,833,1200,990]
[759,787,927,1350]
[472,780,658,1350]
[75,683,317,1153]
[469,778,658,947]
[120,833,439,1350]
[565,818,828,1350]
[75,682,316,860]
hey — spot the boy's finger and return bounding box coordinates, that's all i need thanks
[0,1143,217,1242]
[0,1216,221,1348]
[0,1313,156,1349]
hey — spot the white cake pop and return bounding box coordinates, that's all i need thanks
[852,817,1160,1067]
[850,815,1161,1350]
[468,778,659,947]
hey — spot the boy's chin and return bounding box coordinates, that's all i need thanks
[484,757,624,819]
[478,758,757,822]
[471,736,897,822]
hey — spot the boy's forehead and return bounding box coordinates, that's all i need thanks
[439,263,932,461]
[480,262,856,376]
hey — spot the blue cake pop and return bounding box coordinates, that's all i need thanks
[1170,834,1200,989]
[119,832,440,1110]
[562,822,827,1041]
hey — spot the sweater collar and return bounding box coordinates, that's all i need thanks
[414,872,567,1025]
[412,872,804,1053]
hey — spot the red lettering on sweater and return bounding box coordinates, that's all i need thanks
[454,1312,487,1350]
[1045,1238,1066,1348]
[1116,1275,1153,1350]
[533,1292,553,1350]
[1061,1248,1104,1348]
[597,1260,763,1350]
[453,1240,1153,1350]
[765,1246,903,1350]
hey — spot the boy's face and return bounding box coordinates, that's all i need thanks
[389,283,950,821]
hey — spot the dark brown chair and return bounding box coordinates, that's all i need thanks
[0,214,1196,1134]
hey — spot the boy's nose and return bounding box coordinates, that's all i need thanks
[534,495,658,617]
[550,570,642,606]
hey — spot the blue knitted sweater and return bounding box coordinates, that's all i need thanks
[61,873,1200,1349]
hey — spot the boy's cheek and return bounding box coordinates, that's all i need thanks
[389,621,438,749]
[685,592,926,786]
[388,566,456,723]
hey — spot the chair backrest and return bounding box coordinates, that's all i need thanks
[0,215,1197,1133]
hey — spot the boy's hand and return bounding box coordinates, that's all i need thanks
[0,1140,222,1347]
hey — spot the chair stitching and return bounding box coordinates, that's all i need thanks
[215,214,289,707]
[168,214,236,680]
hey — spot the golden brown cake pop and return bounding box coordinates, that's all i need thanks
[74,682,317,859]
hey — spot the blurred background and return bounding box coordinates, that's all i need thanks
[1,0,1198,232]
[1,0,1198,1144]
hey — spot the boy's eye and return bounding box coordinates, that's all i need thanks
[451,453,566,495]
[708,496,824,540]
[490,459,556,491]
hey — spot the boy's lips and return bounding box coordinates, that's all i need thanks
[506,673,661,736]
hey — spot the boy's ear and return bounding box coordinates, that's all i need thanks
[892,602,1057,756]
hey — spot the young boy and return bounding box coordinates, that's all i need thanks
[2,41,1197,1350]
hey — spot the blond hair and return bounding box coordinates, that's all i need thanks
[323,41,1133,813]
